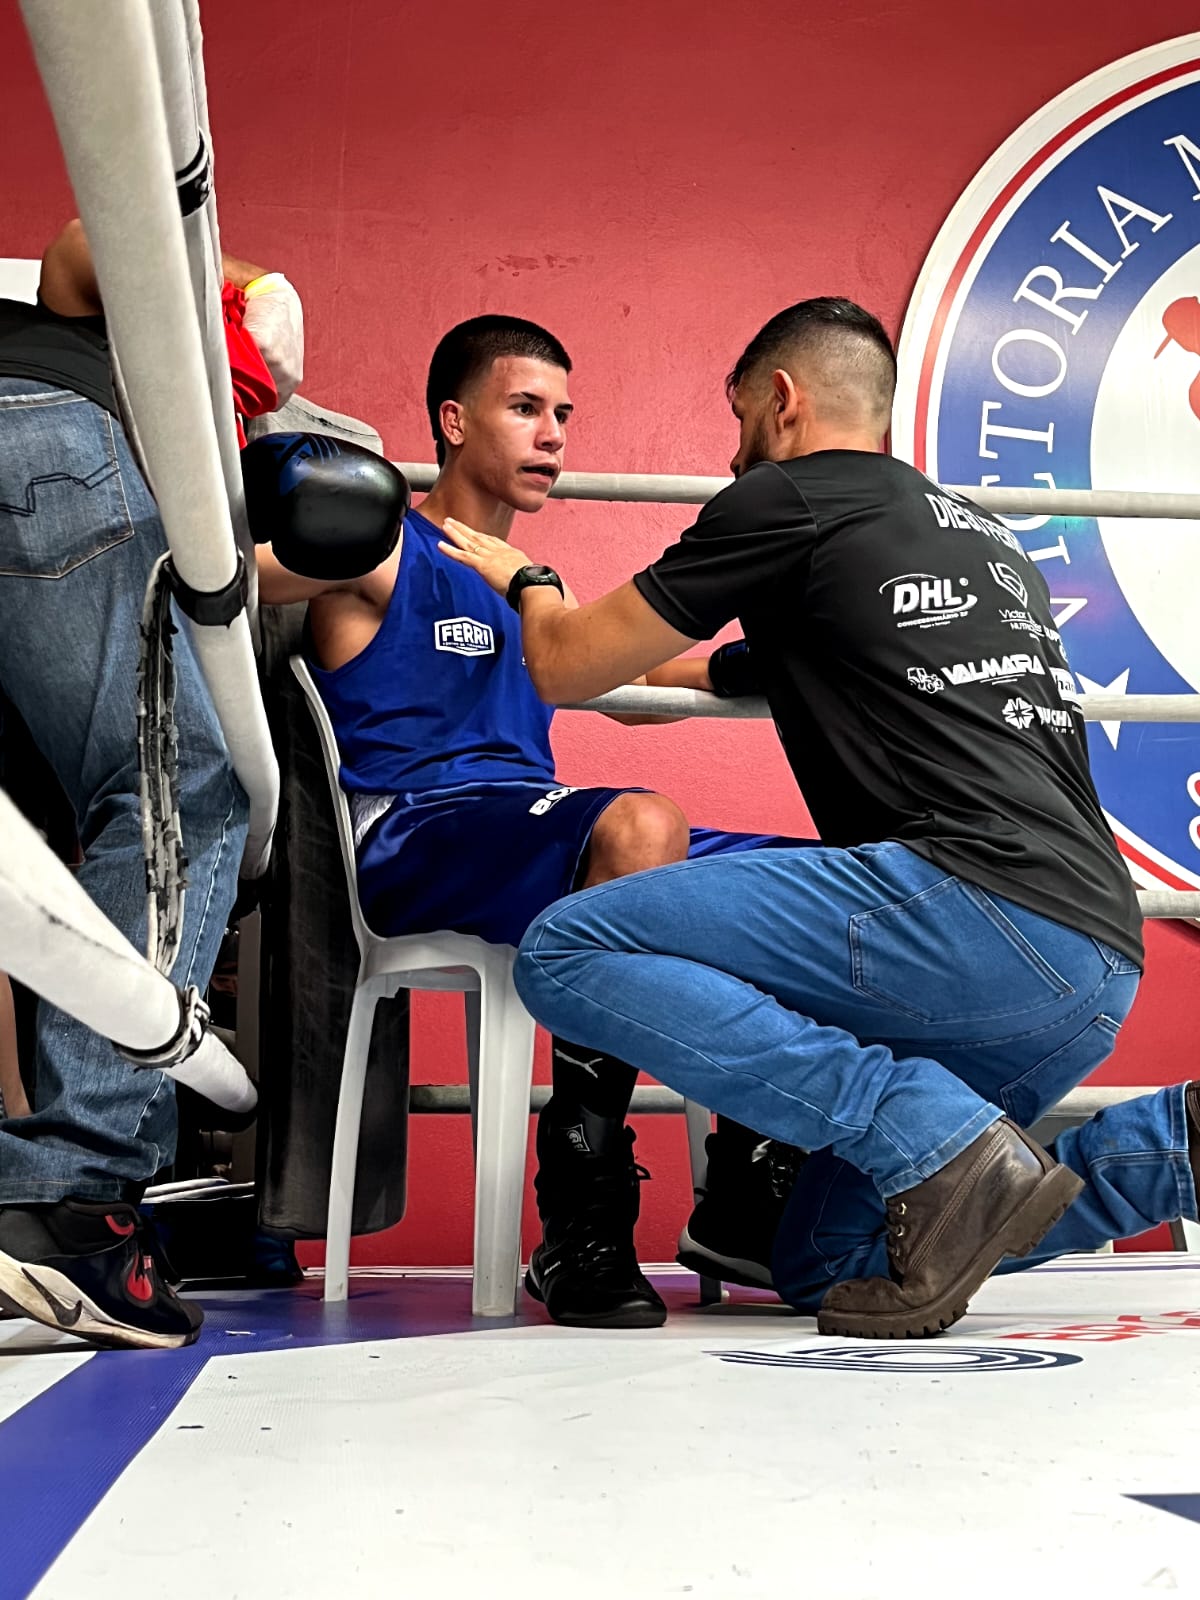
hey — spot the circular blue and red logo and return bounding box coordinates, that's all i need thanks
[892,36,1200,897]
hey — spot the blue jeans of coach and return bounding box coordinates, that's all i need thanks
[0,379,247,1202]
[515,840,1195,1306]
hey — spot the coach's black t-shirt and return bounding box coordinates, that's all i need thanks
[634,451,1144,966]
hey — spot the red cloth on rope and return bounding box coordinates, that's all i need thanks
[222,281,277,446]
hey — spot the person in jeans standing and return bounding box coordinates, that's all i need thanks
[0,220,261,1349]
[441,296,1198,1339]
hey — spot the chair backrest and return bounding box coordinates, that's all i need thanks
[289,656,375,958]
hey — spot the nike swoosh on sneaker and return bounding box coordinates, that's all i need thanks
[21,1269,83,1328]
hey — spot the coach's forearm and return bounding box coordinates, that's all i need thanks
[646,656,713,692]
[519,590,602,703]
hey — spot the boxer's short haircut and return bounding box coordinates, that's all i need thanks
[728,297,896,424]
[427,315,573,464]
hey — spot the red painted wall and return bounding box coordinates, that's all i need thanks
[3,2,1198,1264]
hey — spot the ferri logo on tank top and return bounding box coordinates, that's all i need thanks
[891,33,1200,901]
[434,615,496,656]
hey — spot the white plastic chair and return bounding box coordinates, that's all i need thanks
[290,658,537,1316]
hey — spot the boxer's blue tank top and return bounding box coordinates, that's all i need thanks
[308,508,556,795]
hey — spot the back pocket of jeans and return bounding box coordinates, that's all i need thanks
[1000,1012,1123,1129]
[0,399,132,578]
[850,876,1074,1025]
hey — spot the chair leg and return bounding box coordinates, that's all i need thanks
[470,959,536,1317]
[324,980,381,1303]
[1169,1217,1200,1253]
[684,1100,724,1306]
[463,988,483,1155]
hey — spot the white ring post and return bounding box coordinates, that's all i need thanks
[19,0,278,876]
[0,791,256,1114]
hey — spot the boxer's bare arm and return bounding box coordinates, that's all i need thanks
[255,544,402,671]
[40,218,272,316]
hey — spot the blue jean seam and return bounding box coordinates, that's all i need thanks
[851,877,1075,1024]
[904,973,1117,1054]
[878,1106,1002,1198]
[0,390,90,410]
[1169,1085,1196,1221]
[178,779,242,990]
[804,1175,848,1285]
[104,409,136,541]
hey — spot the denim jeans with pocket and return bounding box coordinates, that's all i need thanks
[514,839,1191,1304]
[0,379,247,1201]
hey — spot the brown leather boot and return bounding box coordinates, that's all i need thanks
[817,1117,1083,1340]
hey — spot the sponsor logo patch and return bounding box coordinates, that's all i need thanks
[988,560,1029,606]
[907,666,947,694]
[942,651,1046,688]
[881,572,978,629]
[529,785,579,816]
[434,616,496,656]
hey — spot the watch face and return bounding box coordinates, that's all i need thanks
[507,565,561,608]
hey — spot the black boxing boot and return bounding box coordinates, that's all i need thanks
[677,1120,806,1290]
[525,1102,667,1329]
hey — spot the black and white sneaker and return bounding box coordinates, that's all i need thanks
[677,1126,806,1290]
[0,1200,203,1350]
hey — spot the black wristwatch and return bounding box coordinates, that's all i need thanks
[506,563,565,612]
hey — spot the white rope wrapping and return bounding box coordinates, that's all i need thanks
[0,790,256,1112]
[395,462,1200,520]
[137,556,188,976]
[565,686,1200,725]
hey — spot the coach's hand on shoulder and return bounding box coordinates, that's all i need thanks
[439,518,534,595]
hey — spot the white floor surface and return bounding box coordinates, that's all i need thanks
[2,1257,1199,1600]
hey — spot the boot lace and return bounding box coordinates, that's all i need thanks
[885,1199,909,1263]
[558,1163,651,1277]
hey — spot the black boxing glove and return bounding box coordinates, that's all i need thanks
[708,638,762,698]
[242,432,409,581]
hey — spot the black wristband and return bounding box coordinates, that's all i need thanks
[506,564,564,612]
[708,638,762,698]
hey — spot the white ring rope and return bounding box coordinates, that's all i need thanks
[566,686,1200,725]
[396,462,1200,520]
